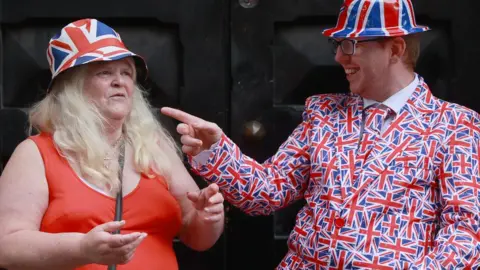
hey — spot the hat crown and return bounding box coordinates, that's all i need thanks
[47,18,130,79]
[323,0,429,38]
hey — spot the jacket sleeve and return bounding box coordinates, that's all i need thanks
[187,97,315,215]
[412,118,480,269]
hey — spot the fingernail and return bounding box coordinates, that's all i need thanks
[141,233,148,238]
[204,207,210,212]
[204,217,210,221]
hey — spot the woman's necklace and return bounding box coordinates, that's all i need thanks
[104,135,123,169]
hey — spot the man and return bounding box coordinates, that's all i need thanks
[162,0,480,268]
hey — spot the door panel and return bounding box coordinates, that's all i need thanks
[1,0,479,269]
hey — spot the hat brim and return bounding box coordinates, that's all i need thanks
[322,25,430,38]
[47,47,148,91]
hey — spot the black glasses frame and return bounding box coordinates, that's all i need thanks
[328,38,384,55]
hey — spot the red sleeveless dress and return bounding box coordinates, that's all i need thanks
[30,132,182,270]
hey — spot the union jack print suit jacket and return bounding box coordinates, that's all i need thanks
[189,76,480,269]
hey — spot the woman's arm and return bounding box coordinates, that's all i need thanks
[0,139,88,270]
[0,139,147,269]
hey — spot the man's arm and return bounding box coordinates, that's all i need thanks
[188,98,315,215]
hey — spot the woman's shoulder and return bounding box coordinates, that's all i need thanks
[12,138,40,156]
[27,131,54,146]
[21,132,60,163]
[4,137,45,175]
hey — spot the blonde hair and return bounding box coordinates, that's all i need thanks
[29,64,181,192]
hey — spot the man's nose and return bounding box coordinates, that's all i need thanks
[334,46,349,63]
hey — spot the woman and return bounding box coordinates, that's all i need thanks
[0,18,224,270]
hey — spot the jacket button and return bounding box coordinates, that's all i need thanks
[335,218,345,228]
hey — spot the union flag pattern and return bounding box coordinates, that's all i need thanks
[189,76,480,269]
[322,0,429,38]
[46,18,138,80]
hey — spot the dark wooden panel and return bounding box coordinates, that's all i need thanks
[0,109,29,167]
[449,0,480,113]
[1,0,478,269]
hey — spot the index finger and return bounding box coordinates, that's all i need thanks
[205,183,220,198]
[160,107,203,125]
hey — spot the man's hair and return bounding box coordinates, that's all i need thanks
[29,64,181,193]
[402,33,421,70]
[378,34,421,70]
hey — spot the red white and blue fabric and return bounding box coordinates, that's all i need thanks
[46,18,146,89]
[322,0,430,38]
[189,76,480,269]
[360,104,393,161]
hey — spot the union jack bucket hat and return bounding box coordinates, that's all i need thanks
[322,0,430,38]
[46,18,148,91]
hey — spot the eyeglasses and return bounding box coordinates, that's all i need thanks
[328,38,383,56]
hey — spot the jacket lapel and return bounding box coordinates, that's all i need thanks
[335,94,363,201]
[342,76,436,207]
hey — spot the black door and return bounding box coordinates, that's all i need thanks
[227,0,479,269]
[1,1,479,270]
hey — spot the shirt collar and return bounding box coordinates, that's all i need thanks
[363,73,418,114]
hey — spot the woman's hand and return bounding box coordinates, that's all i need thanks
[187,183,224,223]
[79,220,147,265]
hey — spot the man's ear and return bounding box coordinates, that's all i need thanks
[389,37,407,64]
